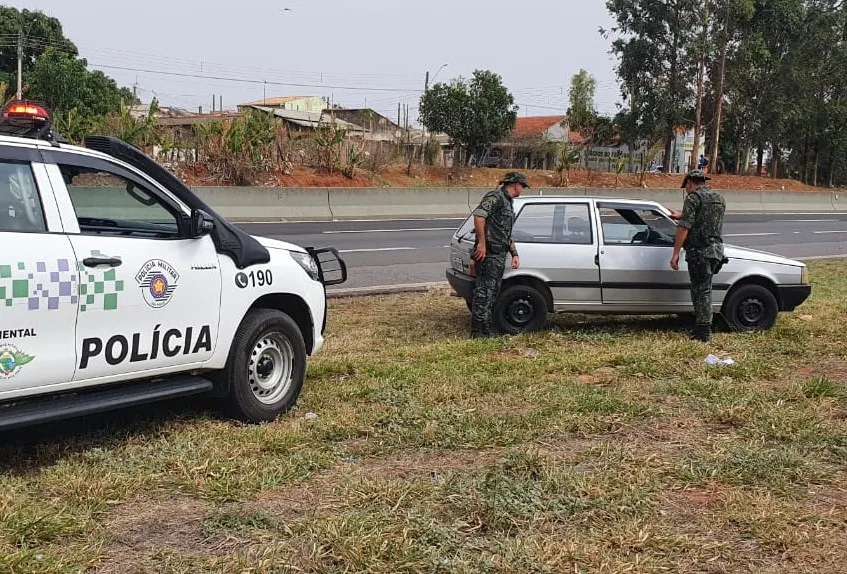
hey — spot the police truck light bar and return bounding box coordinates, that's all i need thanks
[2,101,51,122]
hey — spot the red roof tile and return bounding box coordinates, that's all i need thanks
[510,115,566,139]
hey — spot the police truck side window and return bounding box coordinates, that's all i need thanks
[0,161,46,233]
[59,165,180,238]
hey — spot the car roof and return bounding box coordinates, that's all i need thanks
[515,194,663,205]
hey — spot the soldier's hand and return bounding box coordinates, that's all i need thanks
[669,210,683,220]
[511,255,520,269]
[474,243,486,261]
[670,253,680,270]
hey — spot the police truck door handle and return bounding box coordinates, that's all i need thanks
[82,257,122,268]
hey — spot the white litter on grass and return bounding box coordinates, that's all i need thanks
[305,412,318,421]
[705,354,735,366]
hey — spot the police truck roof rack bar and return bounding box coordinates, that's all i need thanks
[0,100,66,146]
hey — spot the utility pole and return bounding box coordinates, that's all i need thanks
[212,94,216,113]
[16,29,23,100]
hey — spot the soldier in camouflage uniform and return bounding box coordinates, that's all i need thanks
[669,169,727,342]
[469,172,528,338]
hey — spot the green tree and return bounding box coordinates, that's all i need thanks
[603,0,700,172]
[0,7,138,143]
[0,6,77,92]
[418,69,518,165]
[567,69,597,132]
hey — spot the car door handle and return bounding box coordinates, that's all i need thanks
[82,257,122,268]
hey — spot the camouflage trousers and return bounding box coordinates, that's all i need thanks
[686,250,723,326]
[471,252,507,334]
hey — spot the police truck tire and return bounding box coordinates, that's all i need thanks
[722,284,778,332]
[493,284,548,334]
[222,309,307,423]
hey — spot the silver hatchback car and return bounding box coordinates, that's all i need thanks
[446,196,812,334]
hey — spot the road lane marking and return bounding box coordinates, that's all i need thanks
[813,230,847,234]
[724,233,780,237]
[323,227,457,234]
[773,219,837,222]
[339,247,418,253]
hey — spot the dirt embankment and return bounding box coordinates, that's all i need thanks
[177,163,826,192]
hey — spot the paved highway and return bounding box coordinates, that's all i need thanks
[236,213,847,291]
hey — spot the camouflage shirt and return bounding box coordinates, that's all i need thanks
[678,185,726,259]
[472,186,515,251]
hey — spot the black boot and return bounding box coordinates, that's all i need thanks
[689,324,711,342]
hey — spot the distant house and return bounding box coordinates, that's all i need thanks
[326,108,402,142]
[486,115,570,169]
[240,106,366,137]
[237,96,327,113]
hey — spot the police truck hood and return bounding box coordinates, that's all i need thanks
[253,235,307,254]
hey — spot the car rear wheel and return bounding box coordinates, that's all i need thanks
[494,284,548,334]
[220,309,307,423]
[722,284,778,332]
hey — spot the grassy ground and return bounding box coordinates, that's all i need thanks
[1,259,845,573]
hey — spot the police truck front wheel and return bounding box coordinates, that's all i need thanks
[221,309,307,423]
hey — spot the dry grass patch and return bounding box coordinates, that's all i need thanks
[0,259,846,572]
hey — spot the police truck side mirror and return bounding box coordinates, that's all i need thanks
[189,209,214,237]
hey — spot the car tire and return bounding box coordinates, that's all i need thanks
[494,284,548,335]
[722,284,779,332]
[220,309,307,423]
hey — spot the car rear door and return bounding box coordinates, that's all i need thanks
[509,200,601,307]
[596,201,691,309]
[0,147,79,400]
[41,150,223,383]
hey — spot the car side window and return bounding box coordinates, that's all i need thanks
[0,160,46,233]
[556,203,592,245]
[600,208,647,244]
[600,207,675,246]
[512,203,592,245]
[59,164,181,239]
[513,204,556,242]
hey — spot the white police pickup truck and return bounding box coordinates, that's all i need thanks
[0,101,346,431]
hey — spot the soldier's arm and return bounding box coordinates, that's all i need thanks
[472,193,500,236]
[672,194,698,261]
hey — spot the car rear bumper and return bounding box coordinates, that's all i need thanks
[777,284,812,311]
[446,268,474,300]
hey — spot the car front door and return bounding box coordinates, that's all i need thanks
[510,201,601,307]
[596,202,691,309]
[0,152,79,399]
[43,153,223,382]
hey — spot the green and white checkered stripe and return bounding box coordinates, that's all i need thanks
[77,250,124,312]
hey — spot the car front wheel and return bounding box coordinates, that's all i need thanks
[220,309,307,423]
[722,284,778,331]
[494,284,548,334]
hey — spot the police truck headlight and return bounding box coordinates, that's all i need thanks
[290,252,320,282]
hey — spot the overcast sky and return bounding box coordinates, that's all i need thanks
[11,0,622,124]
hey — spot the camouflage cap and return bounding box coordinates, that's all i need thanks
[681,169,710,188]
[499,171,530,188]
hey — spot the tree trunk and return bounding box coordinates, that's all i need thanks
[772,144,779,179]
[664,133,674,173]
[710,19,730,173]
[692,57,705,171]
[800,137,809,184]
[757,145,764,177]
[828,152,835,187]
[735,149,741,174]
[691,3,708,171]
[813,143,819,187]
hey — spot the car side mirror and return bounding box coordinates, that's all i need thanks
[190,209,214,237]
